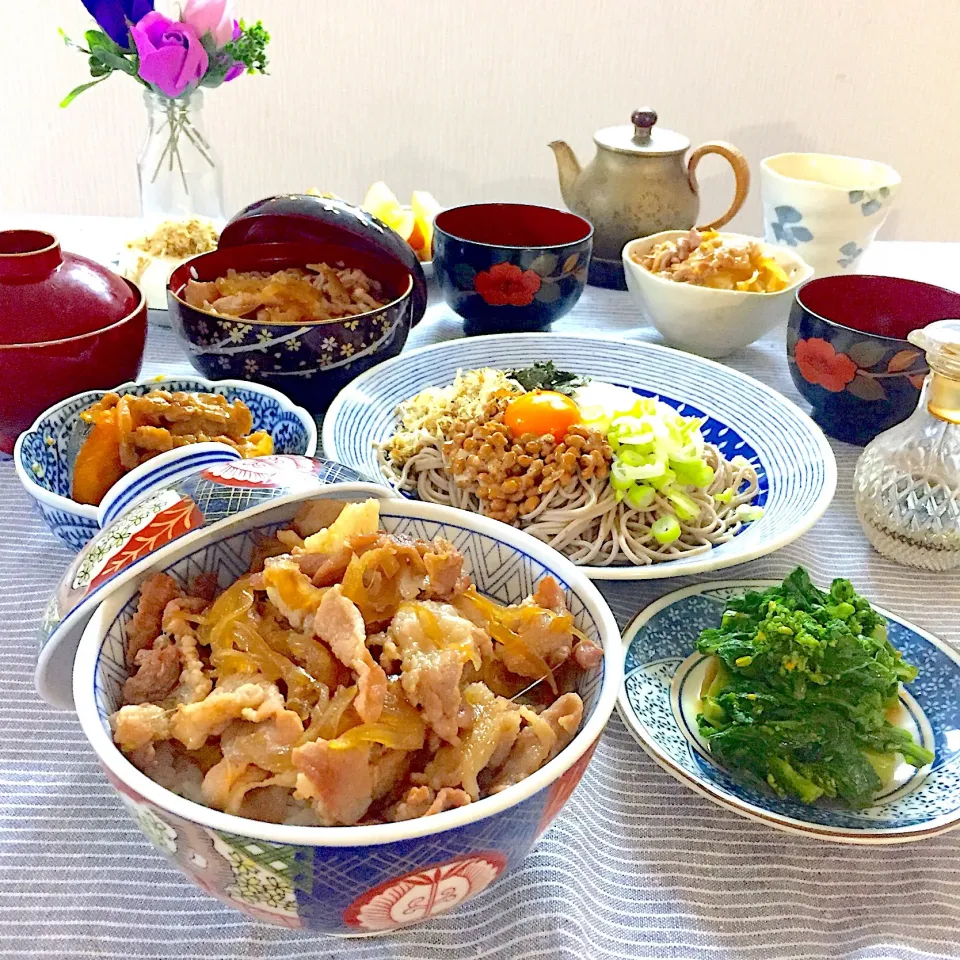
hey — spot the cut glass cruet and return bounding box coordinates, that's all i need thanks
[854,319,960,570]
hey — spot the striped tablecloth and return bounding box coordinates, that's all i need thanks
[2,235,959,960]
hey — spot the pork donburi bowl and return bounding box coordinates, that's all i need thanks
[73,494,620,933]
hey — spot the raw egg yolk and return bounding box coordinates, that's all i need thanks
[504,391,581,441]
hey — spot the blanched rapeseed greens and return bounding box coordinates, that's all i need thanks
[696,567,934,808]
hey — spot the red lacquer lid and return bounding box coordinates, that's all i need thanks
[0,230,140,345]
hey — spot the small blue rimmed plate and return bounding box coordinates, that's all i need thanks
[617,580,960,843]
[323,334,837,581]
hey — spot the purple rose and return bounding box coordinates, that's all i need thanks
[132,12,209,99]
[224,61,245,82]
[81,0,154,49]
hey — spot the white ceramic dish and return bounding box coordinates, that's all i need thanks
[622,231,813,358]
[115,217,224,312]
[323,333,837,581]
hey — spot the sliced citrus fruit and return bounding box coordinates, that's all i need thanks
[411,190,441,257]
[362,181,403,223]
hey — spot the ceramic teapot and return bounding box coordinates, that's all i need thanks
[549,109,750,288]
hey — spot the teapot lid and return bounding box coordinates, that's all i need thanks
[594,109,690,157]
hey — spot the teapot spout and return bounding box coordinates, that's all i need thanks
[548,140,581,207]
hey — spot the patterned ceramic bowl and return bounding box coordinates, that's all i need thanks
[36,450,380,709]
[71,495,621,933]
[14,376,318,552]
[617,580,960,843]
[168,239,419,414]
[433,203,593,336]
[787,275,960,445]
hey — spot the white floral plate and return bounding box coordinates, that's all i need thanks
[617,579,960,843]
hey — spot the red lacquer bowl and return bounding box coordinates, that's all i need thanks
[0,281,147,454]
[0,230,139,345]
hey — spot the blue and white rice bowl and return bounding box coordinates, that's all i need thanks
[323,333,837,580]
[617,580,960,843]
[14,376,318,551]
[72,494,621,933]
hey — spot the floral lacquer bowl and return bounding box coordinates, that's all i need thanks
[71,496,621,934]
[787,275,960,445]
[14,376,319,552]
[433,204,593,336]
[167,241,416,414]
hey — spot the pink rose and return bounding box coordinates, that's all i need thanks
[132,12,209,98]
[182,0,238,47]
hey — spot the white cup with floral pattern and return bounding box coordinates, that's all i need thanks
[760,153,901,278]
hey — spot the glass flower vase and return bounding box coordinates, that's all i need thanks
[137,90,225,222]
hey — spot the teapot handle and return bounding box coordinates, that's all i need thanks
[687,142,751,230]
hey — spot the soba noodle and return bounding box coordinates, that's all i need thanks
[377,431,760,568]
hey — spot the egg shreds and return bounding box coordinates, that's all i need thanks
[634,228,790,292]
[384,368,520,466]
[128,217,219,260]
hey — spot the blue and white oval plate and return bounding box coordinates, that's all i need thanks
[323,333,836,580]
[617,579,960,843]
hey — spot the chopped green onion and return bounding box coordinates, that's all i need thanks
[625,483,656,511]
[714,489,733,504]
[652,516,681,544]
[664,487,700,522]
[673,459,715,488]
[611,455,668,485]
[736,504,765,522]
[649,468,676,491]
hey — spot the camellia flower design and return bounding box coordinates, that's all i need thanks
[474,262,542,307]
[794,337,858,392]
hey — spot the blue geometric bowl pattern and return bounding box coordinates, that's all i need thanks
[80,497,615,932]
[15,377,318,551]
[617,580,960,842]
[323,334,836,580]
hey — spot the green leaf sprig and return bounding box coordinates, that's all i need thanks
[224,20,270,75]
[59,27,143,107]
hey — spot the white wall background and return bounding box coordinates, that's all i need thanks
[2,0,958,239]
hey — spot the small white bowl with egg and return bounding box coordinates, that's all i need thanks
[622,230,813,358]
[118,218,222,323]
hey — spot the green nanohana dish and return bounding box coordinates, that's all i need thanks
[696,567,935,808]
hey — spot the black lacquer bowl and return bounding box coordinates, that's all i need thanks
[432,203,593,336]
[167,197,426,413]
